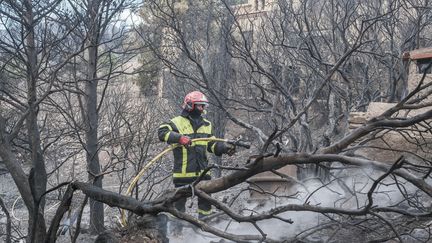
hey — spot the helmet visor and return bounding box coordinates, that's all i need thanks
[195,101,208,108]
[194,102,208,111]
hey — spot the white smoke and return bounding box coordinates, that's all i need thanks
[169,167,427,242]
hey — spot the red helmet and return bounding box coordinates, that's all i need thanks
[182,91,209,112]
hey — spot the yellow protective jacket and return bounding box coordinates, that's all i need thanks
[158,112,229,182]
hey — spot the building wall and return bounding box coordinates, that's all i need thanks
[348,47,432,163]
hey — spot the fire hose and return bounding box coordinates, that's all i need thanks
[120,137,251,226]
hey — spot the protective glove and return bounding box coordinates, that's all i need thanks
[225,143,236,156]
[179,136,192,147]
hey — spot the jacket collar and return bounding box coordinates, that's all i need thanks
[180,109,209,127]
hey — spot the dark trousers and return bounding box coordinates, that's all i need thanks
[173,176,212,218]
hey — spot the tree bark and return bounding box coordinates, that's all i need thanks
[85,0,105,234]
[24,0,47,241]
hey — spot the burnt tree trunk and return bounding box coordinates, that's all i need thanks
[24,0,47,241]
[85,0,104,234]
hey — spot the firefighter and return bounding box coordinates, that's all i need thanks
[158,91,235,222]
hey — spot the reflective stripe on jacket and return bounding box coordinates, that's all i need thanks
[158,114,227,179]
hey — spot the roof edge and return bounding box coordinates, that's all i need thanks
[402,47,432,60]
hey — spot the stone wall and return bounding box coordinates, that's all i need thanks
[348,48,432,163]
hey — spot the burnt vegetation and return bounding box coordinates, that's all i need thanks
[1,0,432,242]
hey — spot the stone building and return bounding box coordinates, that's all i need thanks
[348,47,432,163]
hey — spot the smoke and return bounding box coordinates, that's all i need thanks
[169,167,427,242]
